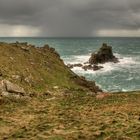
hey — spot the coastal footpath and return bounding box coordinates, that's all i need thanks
[0,42,140,140]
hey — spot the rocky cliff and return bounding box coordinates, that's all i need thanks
[0,42,101,97]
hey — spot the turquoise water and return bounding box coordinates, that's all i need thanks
[0,37,140,92]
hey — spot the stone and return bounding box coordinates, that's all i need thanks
[89,43,119,64]
[86,92,96,96]
[21,46,30,52]
[93,65,103,71]
[82,65,103,71]
[0,80,6,93]
[53,86,59,89]
[70,75,102,93]
[82,65,92,71]
[11,75,21,80]
[67,63,83,69]
[42,45,60,58]
[1,91,10,97]
[1,80,26,95]
[67,64,74,69]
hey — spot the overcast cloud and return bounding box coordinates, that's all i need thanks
[0,0,140,37]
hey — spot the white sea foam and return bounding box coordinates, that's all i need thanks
[63,54,90,65]
[63,53,140,75]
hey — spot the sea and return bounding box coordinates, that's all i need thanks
[0,37,140,92]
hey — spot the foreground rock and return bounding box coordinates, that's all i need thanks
[89,43,118,64]
[0,80,25,97]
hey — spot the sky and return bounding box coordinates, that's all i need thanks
[0,0,140,37]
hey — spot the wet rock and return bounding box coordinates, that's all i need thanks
[82,65,103,71]
[67,64,74,69]
[93,65,103,71]
[67,63,83,69]
[89,43,119,64]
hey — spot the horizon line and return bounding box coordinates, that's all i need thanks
[0,36,140,38]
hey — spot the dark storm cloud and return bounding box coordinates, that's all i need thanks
[0,0,140,36]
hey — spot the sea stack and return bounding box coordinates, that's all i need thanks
[89,43,119,64]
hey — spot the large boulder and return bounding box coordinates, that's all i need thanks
[89,43,118,64]
[0,80,26,96]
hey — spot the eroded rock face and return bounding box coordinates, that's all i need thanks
[70,75,102,93]
[0,80,25,96]
[89,43,118,64]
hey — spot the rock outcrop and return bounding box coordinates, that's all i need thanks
[70,75,102,93]
[82,65,103,71]
[89,43,118,64]
[67,43,118,71]
[67,63,83,69]
[0,80,25,97]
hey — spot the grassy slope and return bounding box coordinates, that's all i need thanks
[0,42,92,94]
[0,91,140,140]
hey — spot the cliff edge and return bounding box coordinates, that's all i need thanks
[0,42,101,97]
